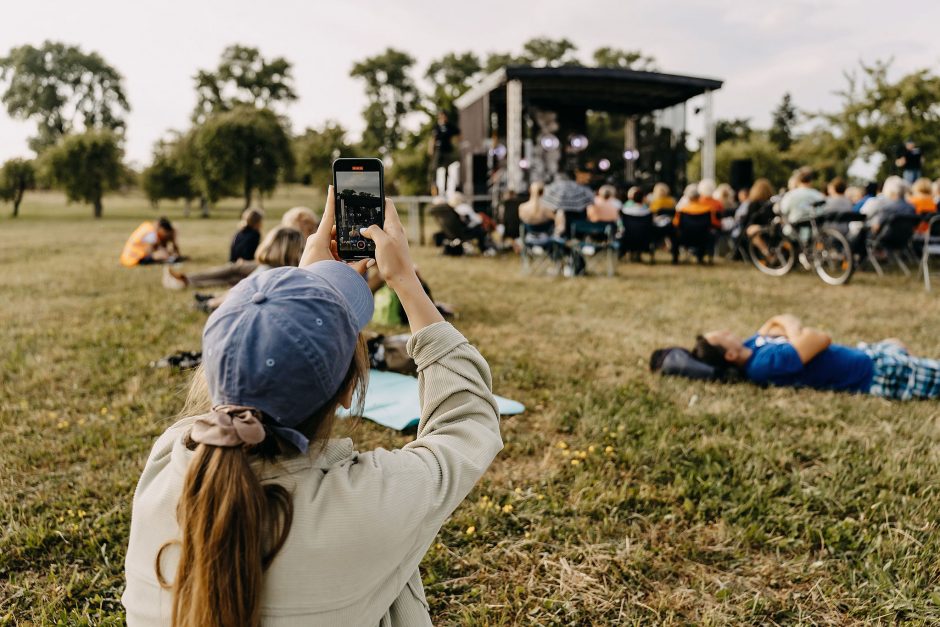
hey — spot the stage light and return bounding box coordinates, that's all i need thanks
[538,133,560,151]
[598,158,611,171]
[490,143,507,159]
[519,158,530,169]
[569,134,589,151]
[623,149,639,160]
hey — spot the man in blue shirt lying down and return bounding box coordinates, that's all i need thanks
[692,314,940,400]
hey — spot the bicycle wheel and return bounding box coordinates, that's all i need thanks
[749,226,796,276]
[811,227,855,285]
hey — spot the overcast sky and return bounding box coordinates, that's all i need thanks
[1,0,938,165]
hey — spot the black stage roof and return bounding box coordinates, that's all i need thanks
[456,65,723,115]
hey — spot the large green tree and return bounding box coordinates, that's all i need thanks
[769,92,798,153]
[45,130,123,218]
[192,45,297,124]
[350,48,418,153]
[292,122,353,187]
[0,41,129,153]
[592,47,656,70]
[520,37,580,67]
[0,158,35,217]
[141,135,197,211]
[821,60,940,180]
[194,106,292,209]
[715,118,753,146]
[425,52,482,113]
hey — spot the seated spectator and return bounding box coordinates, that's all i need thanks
[620,186,650,217]
[779,167,825,224]
[518,181,555,226]
[619,187,654,262]
[448,191,492,253]
[163,226,304,298]
[697,179,723,217]
[672,185,719,264]
[735,178,775,235]
[674,185,721,229]
[230,208,264,262]
[648,182,676,214]
[713,183,736,211]
[121,217,181,267]
[281,206,320,239]
[854,181,878,213]
[736,187,749,207]
[868,176,915,233]
[909,177,937,234]
[587,185,621,223]
[824,176,853,213]
[933,179,940,207]
[845,185,864,208]
[691,313,940,399]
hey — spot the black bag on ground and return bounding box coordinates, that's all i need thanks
[649,347,718,381]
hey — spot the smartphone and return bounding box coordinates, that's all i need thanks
[332,158,385,260]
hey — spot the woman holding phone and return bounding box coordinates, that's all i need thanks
[123,188,503,626]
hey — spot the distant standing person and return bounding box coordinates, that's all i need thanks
[896,139,922,184]
[120,217,181,267]
[230,207,264,262]
[428,111,460,194]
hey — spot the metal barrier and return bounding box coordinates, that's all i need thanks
[390,195,491,245]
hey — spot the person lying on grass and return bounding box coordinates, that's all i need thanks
[123,189,503,627]
[692,313,940,400]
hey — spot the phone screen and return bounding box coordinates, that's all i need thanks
[335,169,383,257]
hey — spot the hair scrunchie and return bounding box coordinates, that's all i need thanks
[190,404,266,448]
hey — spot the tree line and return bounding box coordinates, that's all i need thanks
[0,38,660,217]
[0,38,935,217]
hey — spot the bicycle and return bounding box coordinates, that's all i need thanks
[747,210,856,285]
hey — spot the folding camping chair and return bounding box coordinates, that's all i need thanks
[865,213,922,277]
[921,214,940,291]
[672,212,715,264]
[619,213,656,263]
[520,222,563,275]
[570,220,617,277]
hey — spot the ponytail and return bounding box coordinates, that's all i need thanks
[156,443,292,627]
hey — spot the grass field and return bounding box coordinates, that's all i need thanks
[2,189,940,625]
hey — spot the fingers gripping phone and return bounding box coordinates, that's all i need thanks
[332,158,385,260]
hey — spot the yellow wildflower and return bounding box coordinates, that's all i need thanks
[502,504,513,514]
[465,526,476,535]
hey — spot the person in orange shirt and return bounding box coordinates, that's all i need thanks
[672,184,720,264]
[909,177,937,234]
[696,179,725,226]
[120,217,180,267]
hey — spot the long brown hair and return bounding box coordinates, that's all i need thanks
[157,336,369,627]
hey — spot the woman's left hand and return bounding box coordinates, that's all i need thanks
[300,185,372,275]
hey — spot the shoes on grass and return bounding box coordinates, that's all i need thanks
[150,350,202,370]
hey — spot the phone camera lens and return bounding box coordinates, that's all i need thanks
[357,240,366,250]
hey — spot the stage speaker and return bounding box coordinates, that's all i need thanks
[730,159,754,191]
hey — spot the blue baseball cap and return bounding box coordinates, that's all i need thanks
[201,261,374,452]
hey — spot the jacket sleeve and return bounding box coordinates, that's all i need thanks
[331,322,503,589]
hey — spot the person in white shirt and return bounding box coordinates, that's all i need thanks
[778,166,826,225]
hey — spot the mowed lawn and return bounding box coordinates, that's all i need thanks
[2,189,940,625]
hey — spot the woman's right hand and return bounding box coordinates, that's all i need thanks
[362,199,444,332]
[361,198,417,289]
